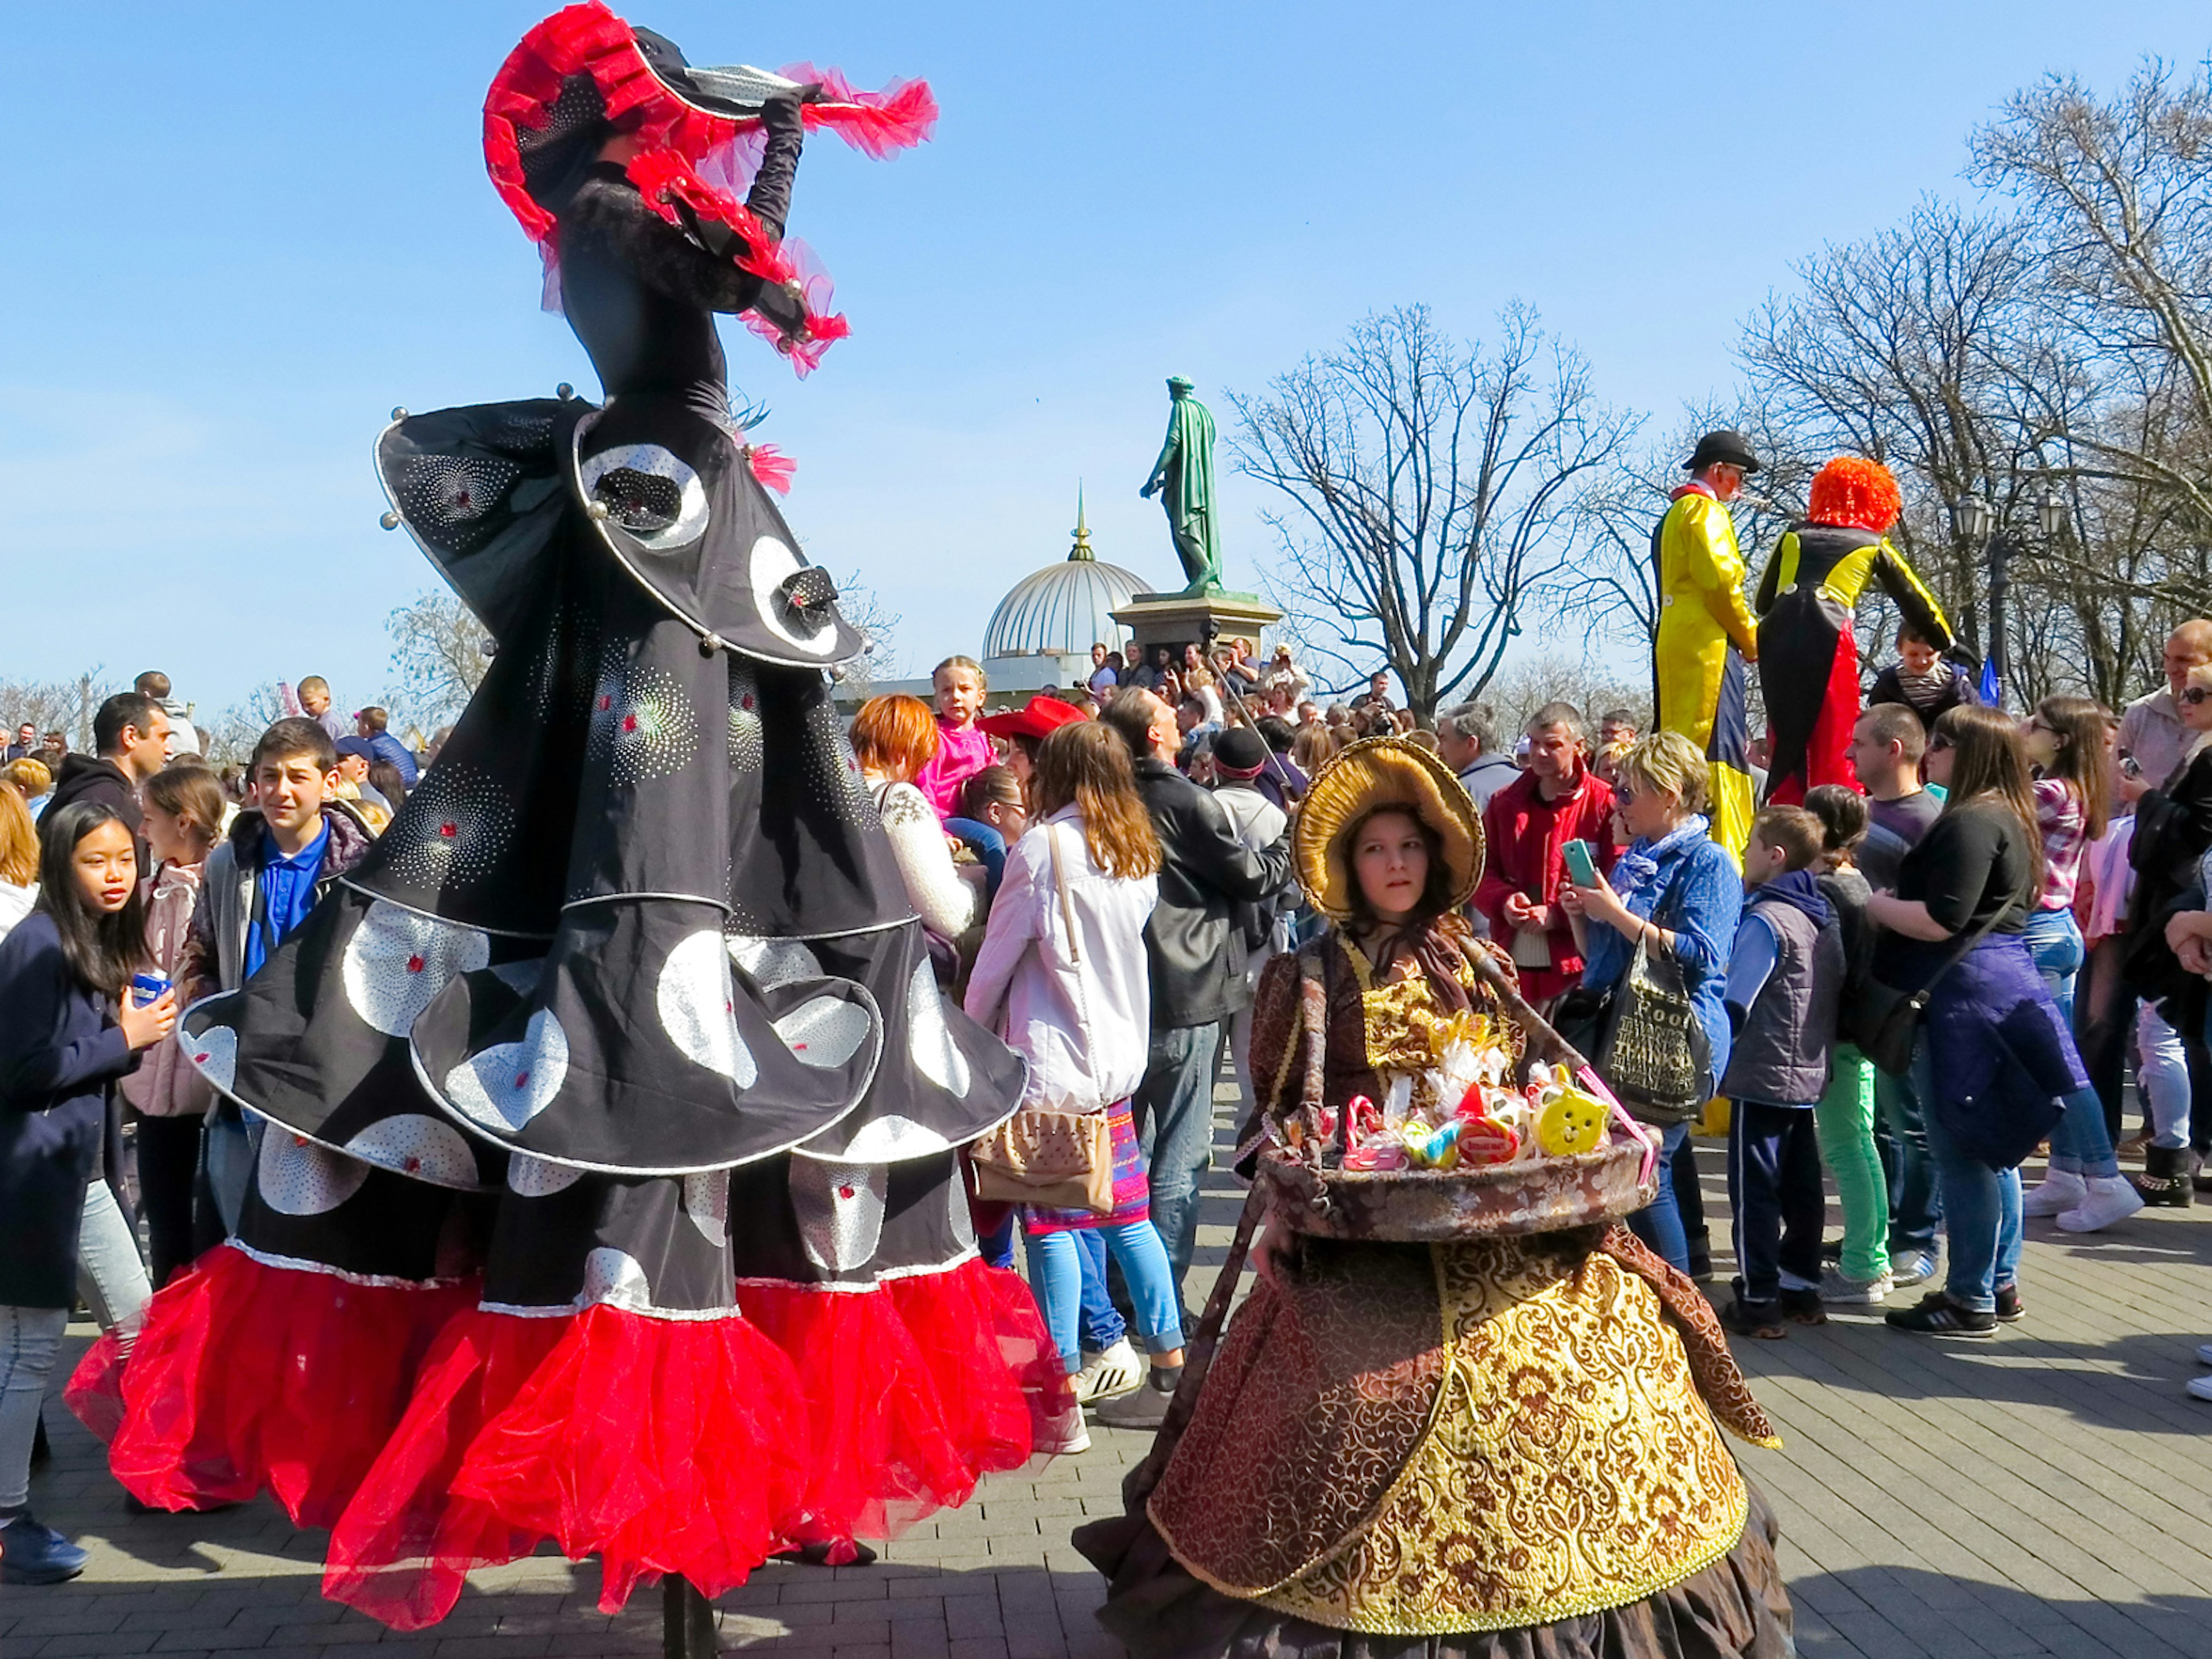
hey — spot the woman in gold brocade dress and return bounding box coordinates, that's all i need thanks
[1074,738,1794,1659]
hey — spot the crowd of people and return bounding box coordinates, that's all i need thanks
[3,611,2210,1589]
[0,672,434,1581]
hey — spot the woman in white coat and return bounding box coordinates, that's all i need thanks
[964,722,1187,1408]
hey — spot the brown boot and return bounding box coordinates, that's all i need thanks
[2134,1145,2195,1209]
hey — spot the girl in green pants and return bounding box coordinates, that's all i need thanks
[1806,787,1892,1300]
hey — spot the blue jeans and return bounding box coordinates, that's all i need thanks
[1025,1222,1183,1373]
[0,1305,66,1512]
[1873,1055,1942,1257]
[1075,1229,1126,1353]
[2022,905,2085,1021]
[1627,1121,1694,1273]
[1918,1040,2023,1312]
[2024,906,2120,1178]
[944,818,1007,903]
[1134,1021,1224,1297]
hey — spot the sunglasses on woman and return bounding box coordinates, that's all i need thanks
[2184,687,2212,706]
[1927,734,1954,752]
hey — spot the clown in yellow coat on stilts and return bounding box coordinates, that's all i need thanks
[1652,429,1761,862]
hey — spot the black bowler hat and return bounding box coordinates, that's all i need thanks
[1682,430,1762,474]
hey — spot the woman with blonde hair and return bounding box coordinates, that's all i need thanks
[853,693,980,941]
[1560,729,1743,1274]
[964,721,1184,1419]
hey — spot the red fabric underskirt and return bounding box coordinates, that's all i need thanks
[740,1257,1081,1558]
[85,1243,476,1529]
[1768,629,1863,806]
[323,1302,809,1631]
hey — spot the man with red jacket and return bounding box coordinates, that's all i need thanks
[1476,702,1619,1010]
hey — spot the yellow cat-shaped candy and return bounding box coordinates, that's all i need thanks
[1535,1088,1607,1156]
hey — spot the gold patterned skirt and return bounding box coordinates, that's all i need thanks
[1074,1230,1793,1659]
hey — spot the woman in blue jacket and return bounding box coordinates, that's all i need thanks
[0,802,175,1584]
[1562,730,1744,1275]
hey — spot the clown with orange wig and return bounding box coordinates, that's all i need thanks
[1752,457,1953,802]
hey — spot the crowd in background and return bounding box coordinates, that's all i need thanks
[7,618,2212,1575]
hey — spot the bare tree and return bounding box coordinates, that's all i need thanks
[385,589,494,732]
[1562,402,1811,653]
[828,569,902,700]
[203,682,286,767]
[1971,60,2212,531]
[1480,651,1652,745]
[1231,303,1637,719]
[0,671,117,752]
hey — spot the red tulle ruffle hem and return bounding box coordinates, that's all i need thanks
[63,1328,127,1444]
[323,1303,809,1632]
[89,1243,478,1529]
[739,1256,1081,1554]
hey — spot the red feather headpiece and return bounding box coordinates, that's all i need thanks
[483,3,935,376]
[1805,456,1902,534]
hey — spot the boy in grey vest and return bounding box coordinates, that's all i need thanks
[1718,806,1844,1340]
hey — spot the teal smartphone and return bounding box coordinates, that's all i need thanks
[1562,839,1597,888]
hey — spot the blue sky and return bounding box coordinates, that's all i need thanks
[2,2,2206,721]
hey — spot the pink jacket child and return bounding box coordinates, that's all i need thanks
[914,656,995,820]
[119,860,211,1121]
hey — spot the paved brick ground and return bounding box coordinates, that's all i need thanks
[7,1083,2212,1658]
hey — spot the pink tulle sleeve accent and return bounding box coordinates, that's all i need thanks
[744,445,797,495]
[780,65,940,159]
[625,154,849,377]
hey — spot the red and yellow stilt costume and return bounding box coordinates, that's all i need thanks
[1752,458,1952,805]
[1652,483,1759,858]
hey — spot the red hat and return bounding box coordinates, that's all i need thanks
[978,696,1088,744]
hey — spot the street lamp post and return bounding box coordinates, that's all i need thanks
[1951,494,1998,704]
[1948,491,2068,711]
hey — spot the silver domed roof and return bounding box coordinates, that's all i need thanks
[981,503,1144,661]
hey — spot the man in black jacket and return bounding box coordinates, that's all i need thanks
[1101,690,1293,1309]
[47,693,170,843]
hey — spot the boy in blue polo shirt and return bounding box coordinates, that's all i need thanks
[180,718,373,1241]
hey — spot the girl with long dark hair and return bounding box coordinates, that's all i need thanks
[0,802,175,1583]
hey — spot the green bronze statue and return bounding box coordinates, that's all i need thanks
[1141,375,1223,594]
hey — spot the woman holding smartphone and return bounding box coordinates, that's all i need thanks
[0,802,175,1583]
[1560,732,1743,1274]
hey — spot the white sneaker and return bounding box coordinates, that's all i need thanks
[1074,1338,1144,1404]
[1819,1267,1893,1304]
[2187,1373,2212,1403]
[2195,1341,2212,1367]
[2055,1175,2146,1233]
[2021,1168,2088,1218]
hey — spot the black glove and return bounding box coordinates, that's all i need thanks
[760,90,807,132]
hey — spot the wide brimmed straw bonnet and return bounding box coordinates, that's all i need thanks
[1294,736,1484,922]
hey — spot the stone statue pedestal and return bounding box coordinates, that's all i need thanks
[1111,590,1283,669]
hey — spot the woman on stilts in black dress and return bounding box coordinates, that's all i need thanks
[85,3,1071,1629]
